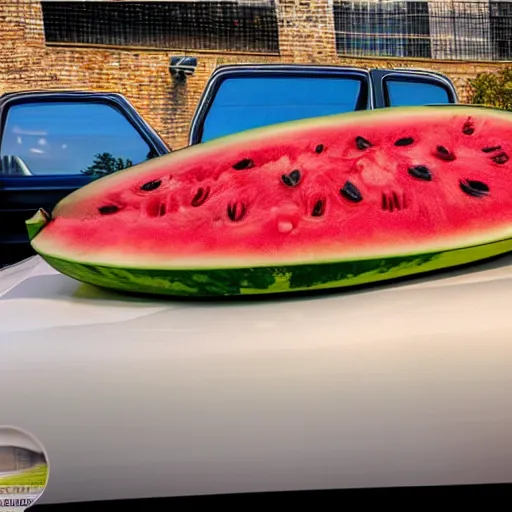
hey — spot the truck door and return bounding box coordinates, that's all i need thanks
[0,91,169,266]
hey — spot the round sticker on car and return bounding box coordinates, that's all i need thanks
[0,426,49,511]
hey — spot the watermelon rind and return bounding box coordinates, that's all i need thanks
[26,208,50,241]
[39,236,512,297]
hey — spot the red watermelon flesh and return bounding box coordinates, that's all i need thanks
[26,106,512,296]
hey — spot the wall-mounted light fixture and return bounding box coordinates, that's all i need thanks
[169,56,198,82]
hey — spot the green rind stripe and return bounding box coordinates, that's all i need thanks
[42,236,512,297]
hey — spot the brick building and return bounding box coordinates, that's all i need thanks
[0,0,510,150]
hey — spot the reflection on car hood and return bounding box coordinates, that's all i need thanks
[3,254,512,331]
[2,255,512,504]
[0,256,170,332]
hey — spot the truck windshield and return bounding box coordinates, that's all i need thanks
[200,75,367,142]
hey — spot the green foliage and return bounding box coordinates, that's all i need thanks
[81,152,134,179]
[468,68,512,111]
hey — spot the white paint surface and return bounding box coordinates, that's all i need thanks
[2,255,512,503]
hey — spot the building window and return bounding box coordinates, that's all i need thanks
[40,1,279,54]
[429,1,492,61]
[333,0,431,59]
[490,2,512,60]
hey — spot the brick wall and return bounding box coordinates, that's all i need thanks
[0,0,508,149]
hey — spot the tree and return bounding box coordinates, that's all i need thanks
[467,67,512,111]
[81,152,134,179]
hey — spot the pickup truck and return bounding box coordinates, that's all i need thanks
[5,65,510,507]
[0,64,459,267]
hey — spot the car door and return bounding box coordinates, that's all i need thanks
[0,91,170,267]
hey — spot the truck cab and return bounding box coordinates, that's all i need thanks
[0,65,459,267]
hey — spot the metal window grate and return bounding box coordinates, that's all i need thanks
[334,1,512,62]
[490,1,512,60]
[40,0,280,54]
[334,1,432,59]
[39,1,512,62]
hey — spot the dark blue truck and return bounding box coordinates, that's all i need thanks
[0,64,459,266]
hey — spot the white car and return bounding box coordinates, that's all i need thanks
[1,254,512,505]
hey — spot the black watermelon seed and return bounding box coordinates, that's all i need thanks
[191,187,210,207]
[460,179,489,198]
[233,158,255,170]
[408,165,432,181]
[140,179,162,192]
[290,170,300,182]
[282,175,293,186]
[462,118,475,135]
[312,199,326,217]
[315,144,325,154]
[98,205,119,215]
[381,193,388,210]
[227,202,247,222]
[492,152,509,165]
[435,145,456,162]
[281,169,301,187]
[482,145,502,153]
[355,136,372,150]
[395,137,414,147]
[340,181,363,203]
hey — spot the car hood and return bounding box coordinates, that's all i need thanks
[2,255,512,503]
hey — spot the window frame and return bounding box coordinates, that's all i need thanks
[40,0,280,55]
[333,0,432,59]
[382,75,456,108]
[189,64,372,145]
[490,1,512,60]
[0,91,169,179]
[368,69,458,109]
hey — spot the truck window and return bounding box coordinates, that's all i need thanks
[384,78,451,107]
[0,101,152,176]
[200,76,366,142]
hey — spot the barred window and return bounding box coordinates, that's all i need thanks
[490,2,512,60]
[429,1,493,61]
[40,1,279,54]
[333,0,431,59]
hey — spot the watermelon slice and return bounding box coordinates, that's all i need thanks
[26,105,512,297]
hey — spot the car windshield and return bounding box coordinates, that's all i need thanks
[200,75,366,142]
[0,101,153,176]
